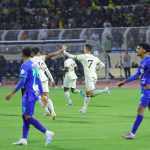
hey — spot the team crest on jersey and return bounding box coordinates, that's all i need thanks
[20,69,25,75]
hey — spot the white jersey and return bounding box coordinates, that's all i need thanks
[64,58,77,80]
[31,55,49,82]
[75,54,105,80]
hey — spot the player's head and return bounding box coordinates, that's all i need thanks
[84,44,92,53]
[22,47,32,60]
[31,47,40,56]
[136,43,150,58]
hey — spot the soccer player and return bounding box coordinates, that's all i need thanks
[63,57,80,105]
[118,43,150,139]
[31,47,57,119]
[5,47,54,146]
[63,44,110,113]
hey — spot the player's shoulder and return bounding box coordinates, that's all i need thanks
[21,60,32,69]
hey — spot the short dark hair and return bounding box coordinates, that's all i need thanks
[138,43,150,52]
[22,47,32,57]
[85,44,92,52]
[32,47,40,55]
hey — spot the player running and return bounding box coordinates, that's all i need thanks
[5,47,54,146]
[63,44,110,113]
[118,43,150,139]
[31,47,59,119]
[63,57,80,105]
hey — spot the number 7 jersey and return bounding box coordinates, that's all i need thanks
[75,54,105,80]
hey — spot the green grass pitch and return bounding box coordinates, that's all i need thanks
[0,86,150,150]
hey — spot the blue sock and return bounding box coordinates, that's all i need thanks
[22,117,30,139]
[29,117,46,134]
[131,114,143,134]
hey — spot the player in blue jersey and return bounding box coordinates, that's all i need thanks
[5,47,54,146]
[118,43,150,139]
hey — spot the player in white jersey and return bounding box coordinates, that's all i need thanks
[31,47,63,119]
[63,44,110,113]
[63,57,80,105]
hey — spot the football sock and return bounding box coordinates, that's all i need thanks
[47,98,55,114]
[22,117,30,139]
[131,114,143,134]
[83,96,91,108]
[64,91,72,104]
[93,88,108,96]
[29,117,46,134]
[73,89,80,93]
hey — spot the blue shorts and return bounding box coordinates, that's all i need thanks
[22,92,38,116]
[140,90,150,108]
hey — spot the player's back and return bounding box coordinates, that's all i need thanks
[21,60,41,95]
[31,55,48,82]
[76,54,101,79]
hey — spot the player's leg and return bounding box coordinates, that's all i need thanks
[64,87,73,105]
[123,96,148,139]
[79,80,93,113]
[39,81,56,118]
[92,79,110,96]
[63,78,73,105]
[71,79,80,94]
[14,94,54,145]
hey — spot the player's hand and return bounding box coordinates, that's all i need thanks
[5,93,13,101]
[117,81,125,87]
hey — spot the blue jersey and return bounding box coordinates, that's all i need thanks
[126,55,150,90]
[19,59,43,96]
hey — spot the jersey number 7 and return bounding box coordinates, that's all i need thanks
[88,60,93,68]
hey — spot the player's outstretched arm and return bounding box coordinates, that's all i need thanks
[46,47,64,59]
[117,67,141,87]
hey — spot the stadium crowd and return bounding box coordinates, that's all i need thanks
[0,0,150,30]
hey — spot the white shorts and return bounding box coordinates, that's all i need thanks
[63,78,76,89]
[42,81,49,93]
[85,78,97,91]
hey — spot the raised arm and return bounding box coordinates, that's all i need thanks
[46,48,64,59]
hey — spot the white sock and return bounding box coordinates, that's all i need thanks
[47,98,55,114]
[64,91,72,104]
[93,88,108,96]
[83,96,91,108]
[73,89,80,93]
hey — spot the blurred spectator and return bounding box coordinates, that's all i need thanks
[0,1,150,30]
[122,51,131,79]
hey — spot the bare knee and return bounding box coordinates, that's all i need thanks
[137,105,145,115]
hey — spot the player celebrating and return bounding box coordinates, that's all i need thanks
[118,43,150,139]
[31,47,58,119]
[63,57,80,105]
[63,44,110,113]
[5,47,54,146]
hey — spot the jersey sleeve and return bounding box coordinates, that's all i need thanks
[97,58,105,69]
[75,54,85,62]
[126,67,141,83]
[40,55,46,61]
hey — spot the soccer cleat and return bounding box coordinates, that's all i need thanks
[45,130,55,146]
[104,87,111,94]
[123,132,135,139]
[79,106,87,113]
[51,112,56,120]
[12,138,27,145]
